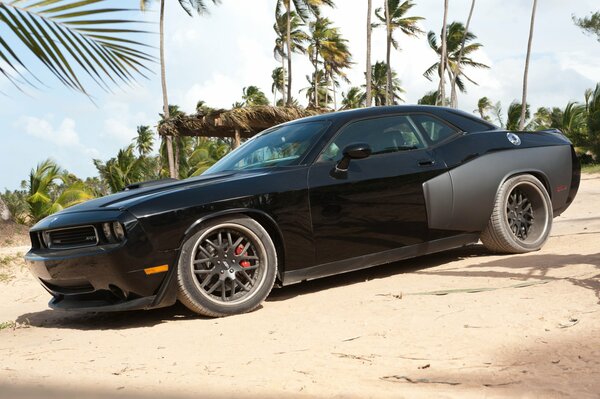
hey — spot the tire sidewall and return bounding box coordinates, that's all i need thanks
[498,175,552,252]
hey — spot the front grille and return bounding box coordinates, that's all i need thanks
[45,225,99,249]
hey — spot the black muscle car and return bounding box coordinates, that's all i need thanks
[25,106,580,317]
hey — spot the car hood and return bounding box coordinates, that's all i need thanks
[57,171,240,214]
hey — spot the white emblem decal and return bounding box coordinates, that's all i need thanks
[507,133,521,146]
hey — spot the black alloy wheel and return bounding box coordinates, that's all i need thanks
[481,174,552,253]
[177,216,277,317]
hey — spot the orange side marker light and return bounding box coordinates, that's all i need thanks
[144,265,169,275]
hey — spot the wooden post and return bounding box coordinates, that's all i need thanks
[234,129,241,149]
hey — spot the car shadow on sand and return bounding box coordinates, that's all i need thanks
[15,301,201,330]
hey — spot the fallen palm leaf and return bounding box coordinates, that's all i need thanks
[407,280,549,296]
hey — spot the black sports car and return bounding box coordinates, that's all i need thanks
[25,106,580,317]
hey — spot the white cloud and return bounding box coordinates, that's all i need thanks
[14,116,100,159]
[19,116,80,147]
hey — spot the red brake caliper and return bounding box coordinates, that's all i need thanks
[235,245,251,268]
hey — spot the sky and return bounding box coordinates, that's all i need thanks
[1,0,599,191]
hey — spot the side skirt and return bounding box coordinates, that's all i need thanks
[282,233,479,286]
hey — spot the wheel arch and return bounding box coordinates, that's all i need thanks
[501,169,552,200]
[181,208,286,284]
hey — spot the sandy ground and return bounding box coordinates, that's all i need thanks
[0,176,599,399]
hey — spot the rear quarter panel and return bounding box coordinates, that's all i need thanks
[425,130,574,232]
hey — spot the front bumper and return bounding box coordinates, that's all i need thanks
[25,211,179,312]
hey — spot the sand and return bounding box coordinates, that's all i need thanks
[1,175,599,399]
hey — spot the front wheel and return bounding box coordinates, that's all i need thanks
[176,215,277,317]
[481,174,553,253]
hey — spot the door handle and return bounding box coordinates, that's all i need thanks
[418,159,435,167]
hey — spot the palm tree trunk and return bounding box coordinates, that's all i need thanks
[314,51,319,107]
[384,0,392,106]
[174,137,180,177]
[519,0,537,130]
[450,0,476,108]
[285,2,293,105]
[281,56,286,105]
[159,0,177,179]
[332,73,337,110]
[365,0,373,107]
[438,0,449,107]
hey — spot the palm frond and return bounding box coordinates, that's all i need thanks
[0,0,156,95]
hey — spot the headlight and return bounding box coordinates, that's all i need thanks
[41,231,51,248]
[102,222,126,243]
[112,222,125,241]
[102,223,114,242]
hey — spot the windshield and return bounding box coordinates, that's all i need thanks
[204,121,330,174]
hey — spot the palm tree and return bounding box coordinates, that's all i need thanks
[28,159,93,222]
[424,22,489,103]
[365,0,373,106]
[143,0,220,179]
[519,0,537,130]
[271,67,286,104]
[438,0,449,106]
[278,0,334,105]
[475,97,492,120]
[307,14,352,108]
[94,146,151,193]
[321,32,352,110]
[367,61,405,106]
[506,102,530,131]
[573,11,600,42]
[341,87,365,109]
[187,138,231,176]
[561,102,588,148]
[587,83,600,156]
[134,126,155,157]
[302,70,329,107]
[449,0,476,108]
[273,9,308,104]
[418,91,439,105]
[375,0,424,105]
[242,86,270,106]
[0,1,154,95]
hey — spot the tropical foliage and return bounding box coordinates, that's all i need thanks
[375,0,424,105]
[573,11,600,43]
[26,160,94,222]
[424,22,489,104]
[0,0,153,95]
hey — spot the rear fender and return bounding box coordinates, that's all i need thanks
[423,145,572,232]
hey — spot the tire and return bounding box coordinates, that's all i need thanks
[480,174,553,254]
[176,215,277,317]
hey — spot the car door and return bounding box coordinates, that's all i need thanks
[307,114,449,265]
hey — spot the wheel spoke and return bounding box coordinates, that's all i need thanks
[239,270,255,285]
[221,280,226,301]
[235,278,250,291]
[206,279,220,294]
[194,269,214,275]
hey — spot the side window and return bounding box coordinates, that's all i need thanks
[410,114,458,144]
[318,115,427,162]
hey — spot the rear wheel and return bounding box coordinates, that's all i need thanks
[481,174,552,253]
[176,216,277,317]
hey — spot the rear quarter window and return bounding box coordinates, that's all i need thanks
[442,111,497,133]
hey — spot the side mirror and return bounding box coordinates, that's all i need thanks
[335,143,372,173]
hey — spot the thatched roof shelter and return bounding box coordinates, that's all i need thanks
[158,106,328,147]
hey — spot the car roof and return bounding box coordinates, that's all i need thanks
[288,105,498,132]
